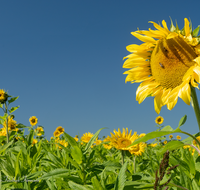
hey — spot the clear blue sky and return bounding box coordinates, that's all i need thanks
[1,0,200,140]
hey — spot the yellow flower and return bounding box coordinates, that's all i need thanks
[56,139,68,149]
[34,127,44,136]
[103,136,112,149]
[81,132,94,143]
[56,126,64,135]
[0,89,8,103]
[123,18,200,114]
[193,136,200,146]
[169,135,173,139]
[109,128,146,156]
[155,116,164,125]
[0,128,6,136]
[29,116,38,126]
[53,130,60,137]
[176,135,181,140]
[149,143,157,147]
[139,133,146,138]
[74,135,78,142]
[163,140,168,144]
[94,139,102,145]
[3,116,18,131]
[32,139,38,145]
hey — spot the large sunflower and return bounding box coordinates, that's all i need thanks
[123,18,200,113]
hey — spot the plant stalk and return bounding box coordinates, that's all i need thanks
[191,87,200,132]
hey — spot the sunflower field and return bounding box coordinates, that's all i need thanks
[0,91,200,190]
[2,18,200,190]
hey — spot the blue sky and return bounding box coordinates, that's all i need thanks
[1,0,200,140]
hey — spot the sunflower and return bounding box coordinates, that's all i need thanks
[109,128,146,155]
[0,89,8,103]
[123,18,200,114]
[53,130,60,137]
[34,126,44,136]
[29,116,38,126]
[103,136,112,150]
[176,135,181,140]
[74,135,79,142]
[81,132,94,143]
[155,116,164,125]
[169,134,173,139]
[32,139,38,145]
[56,126,64,134]
[3,116,18,131]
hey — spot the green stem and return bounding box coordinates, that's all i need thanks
[191,86,200,132]
[121,150,125,165]
[133,156,136,173]
[5,103,9,143]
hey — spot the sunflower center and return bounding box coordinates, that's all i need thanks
[150,35,197,89]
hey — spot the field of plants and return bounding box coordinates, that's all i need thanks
[0,91,200,190]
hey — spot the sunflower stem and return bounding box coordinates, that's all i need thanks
[191,87,200,132]
[133,156,136,173]
[5,103,9,143]
[121,150,125,165]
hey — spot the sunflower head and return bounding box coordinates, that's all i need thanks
[56,126,64,134]
[34,126,44,136]
[123,18,200,114]
[3,116,18,131]
[81,132,94,143]
[29,116,38,126]
[0,90,8,104]
[176,135,181,140]
[155,116,164,125]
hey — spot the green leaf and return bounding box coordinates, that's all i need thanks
[14,149,22,179]
[84,127,106,153]
[129,127,181,146]
[193,26,200,37]
[68,181,93,190]
[160,125,174,131]
[71,146,83,165]
[63,132,77,147]
[9,106,19,114]
[114,161,127,190]
[178,115,187,128]
[91,176,104,190]
[39,169,72,180]
[8,96,19,104]
[158,140,184,155]
[0,140,13,154]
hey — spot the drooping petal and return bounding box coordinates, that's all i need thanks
[131,32,156,43]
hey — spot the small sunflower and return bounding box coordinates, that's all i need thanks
[155,116,164,125]
[176,135,181,140]
[169,134,173,139]
[34,126,44,136]
[74,135,79,142]
[0,89,8,103]
[3,116,18,131]
[81,132,94,143]
[149,143,157,147]
[29,116,38,126]
[103,136,112,149]
[123,18,200,113]
[163,140,168,144]
[53,130,60,137]
[56,126,64,134]
[32,139,38,145]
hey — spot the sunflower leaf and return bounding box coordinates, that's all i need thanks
[178,115,187,128]
[158,140,184,155]
[114,161,127,190]
[63,132,77,148]
[193,25,200,37]
[128,127,182,146]
[83,127,106,154]
[8,96,19,104]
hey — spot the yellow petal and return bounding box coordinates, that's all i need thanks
[131,32,156,43]
[184,18,190,37]
[149,21,170,36]
[179,82,191,105]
